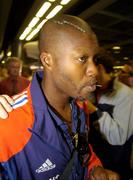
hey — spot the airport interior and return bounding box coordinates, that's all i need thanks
[0,0,133,179]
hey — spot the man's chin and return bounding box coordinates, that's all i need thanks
[73,90,93,101]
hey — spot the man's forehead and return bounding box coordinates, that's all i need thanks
[39,14,96,53]
[9,61,21,66]
[72,45,99,57]
[44,14,93,34]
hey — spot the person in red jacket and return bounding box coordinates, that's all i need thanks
[0,57,30,96]
[0,14,119,180]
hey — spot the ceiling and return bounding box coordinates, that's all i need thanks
[0,0,133,65]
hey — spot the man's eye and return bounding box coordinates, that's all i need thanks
[78,56,88,63]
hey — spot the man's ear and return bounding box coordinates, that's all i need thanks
[40,52,52,70]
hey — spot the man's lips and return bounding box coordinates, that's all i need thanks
[82,82,97,92]
[84,79,97,87]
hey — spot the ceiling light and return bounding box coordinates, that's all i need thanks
[19,27,32,40]
[123,57,128,60]
[7,51,12,57]
[19,1,68,41]
[112,46,121,50]
[30,65,43,70]
[36,2,51,18]
[46,5,63,19]
[114,66,123,69]
[26,19,47,41]
[37,19,47,30]
[28,17,40,28]
[48,0,56,2]
[26,28,40,41]
[1,60,5,64]
[60,0,71,5]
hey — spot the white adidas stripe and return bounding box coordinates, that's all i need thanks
[12,92,28,109]
[12,99,28,109]
[13,94,28,104]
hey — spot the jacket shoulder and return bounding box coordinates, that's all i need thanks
[0,89,34,162]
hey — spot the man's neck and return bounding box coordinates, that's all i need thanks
[41,77,72,120]
[44,86,72,132]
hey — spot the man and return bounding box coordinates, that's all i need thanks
[0,15,119,179]
[119,60,133,89]
[0,57,30,96]
[85,48,133,179]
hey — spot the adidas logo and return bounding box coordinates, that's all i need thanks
[49,174,60,180]
[36,159,56,173]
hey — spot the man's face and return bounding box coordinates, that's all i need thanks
[48,29,99,100]
[8,61,21,77]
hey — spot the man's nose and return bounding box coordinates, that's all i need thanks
[86,59,98,77]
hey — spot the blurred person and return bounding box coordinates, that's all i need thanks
[0,57,30,96]
[119,60,133,88]
[128,74,133,89]
[85,48,133,179]
[0,15,120,180]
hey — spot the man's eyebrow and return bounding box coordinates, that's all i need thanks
[54,20,86,33]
